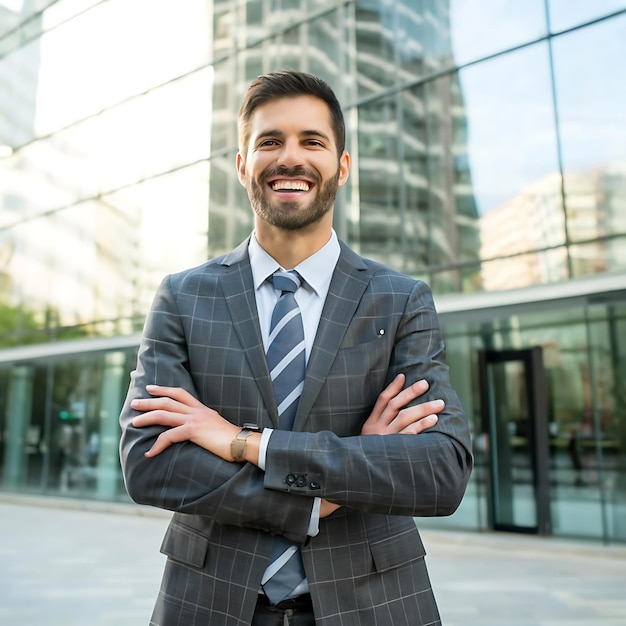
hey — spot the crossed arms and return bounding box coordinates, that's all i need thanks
[119,272,472,542]
[130,374,443,518]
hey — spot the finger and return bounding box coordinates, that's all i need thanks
[400,414,439,435]
[144,425,192,458]
[146,385,202,408]
[368,374,406,423]
[132,409,185,428]
[389,399,444,432]
[131,395,191,414]
[387,379,431,412]
[378,379,430,425]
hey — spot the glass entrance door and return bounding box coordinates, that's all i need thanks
[479,347,551,534]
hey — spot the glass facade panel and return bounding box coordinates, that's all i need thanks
[104,162,211,291]
[547,0,626,32]
[355,0,459,99]
[480,249,568,292]
[434,297,626,542]
[355,0,399,97]
[460,43,560,219]
[455,43,569,290]
[0,36,39,150]
[449,0,547,65]
[353,74,479,292]
[2,163,210,344]
[5,68,212,214]
[31,0,210,135]
[0,350,134,501]
[551,15,626,277]
[208,155,253,256]
[96,69,213,191]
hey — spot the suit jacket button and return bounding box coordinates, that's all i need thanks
[296,475,307,488]
[286,474,296,485]
[309,481,320,490]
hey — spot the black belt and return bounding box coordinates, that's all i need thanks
[257,593,313,611]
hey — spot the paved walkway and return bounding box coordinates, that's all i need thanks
[1,495,625,625]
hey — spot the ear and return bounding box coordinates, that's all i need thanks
[236,152,246,187]
[337,150,350,187]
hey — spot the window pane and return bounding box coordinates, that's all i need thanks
[461,43,559,217]
[208,154,253,257]
[457,44,566,290]
[0,37,39,147]
[0,351,133,500]
[353,74,480,292]
[548,0,626,32]
[449,0,547,66]
[355,0,459,99]
[41,0,209,134]
[552,15,626,276]
[3,163,209,342]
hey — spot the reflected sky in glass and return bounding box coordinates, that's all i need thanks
[547,0,626,32]
[449,0,547,65]
[552,13,626,172]
[458,43,558,215]
[454,11,626,216]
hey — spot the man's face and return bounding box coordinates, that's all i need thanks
[236,95,350,231]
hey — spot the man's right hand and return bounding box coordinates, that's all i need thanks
[361,373,443,436]
[320,374,443,517]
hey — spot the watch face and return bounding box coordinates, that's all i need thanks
[243,422,261,431]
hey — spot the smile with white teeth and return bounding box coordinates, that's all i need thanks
[271,180,310,192]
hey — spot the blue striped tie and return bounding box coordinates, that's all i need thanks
[261,270,307,604]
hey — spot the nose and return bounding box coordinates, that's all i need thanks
[276,137,304,167]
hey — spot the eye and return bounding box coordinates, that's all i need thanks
[259,139,279,147]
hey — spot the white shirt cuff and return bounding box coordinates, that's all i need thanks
[308,497,321,536]
[257,428,273,470]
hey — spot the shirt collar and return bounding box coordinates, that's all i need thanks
[249,230,340,296]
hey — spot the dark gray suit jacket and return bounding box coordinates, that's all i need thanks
[119,238,472,625]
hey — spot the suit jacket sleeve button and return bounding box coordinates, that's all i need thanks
[296,475,307,487]
[309,481,320,490]
[286,474,296,485]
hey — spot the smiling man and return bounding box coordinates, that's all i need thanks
[237,93,348,242]
[119,70,472,626]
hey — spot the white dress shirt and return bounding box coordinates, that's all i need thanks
[248,229,340,539]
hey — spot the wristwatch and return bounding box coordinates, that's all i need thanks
[230,423,262,462]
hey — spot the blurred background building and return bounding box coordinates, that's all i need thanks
[0,0,625,544]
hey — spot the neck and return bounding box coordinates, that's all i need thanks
[255,219,332,269]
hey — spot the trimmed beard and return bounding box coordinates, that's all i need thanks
[247,166,340,231]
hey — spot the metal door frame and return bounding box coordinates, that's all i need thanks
[478,347,551,535]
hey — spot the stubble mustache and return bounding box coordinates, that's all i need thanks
[261,165,321,185]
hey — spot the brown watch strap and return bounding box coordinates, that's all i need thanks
[230,423,261,462]
[230,429,253,462]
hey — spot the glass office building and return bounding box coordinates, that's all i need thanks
[1,0,625,544]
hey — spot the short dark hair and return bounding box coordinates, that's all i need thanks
[238,70,346,156]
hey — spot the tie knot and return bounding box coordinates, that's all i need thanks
[270,270,301,294]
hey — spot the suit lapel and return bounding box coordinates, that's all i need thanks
[219,238,372,430]
[219,239,279,427]
[294,243,371,430]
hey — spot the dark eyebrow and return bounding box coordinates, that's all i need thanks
[256,130,284,141]
[301,129,331,142]
[255,129,331,142]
